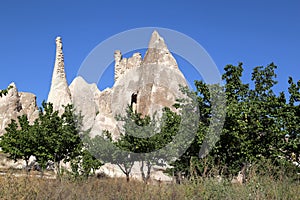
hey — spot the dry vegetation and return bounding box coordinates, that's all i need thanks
[0,168,299,200]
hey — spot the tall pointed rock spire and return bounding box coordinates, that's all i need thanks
[143,30,178,69]
[47,36,72,113]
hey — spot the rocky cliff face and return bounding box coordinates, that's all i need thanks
[69,31,188,138]
[0,83,38,136]
[111,31,187,118]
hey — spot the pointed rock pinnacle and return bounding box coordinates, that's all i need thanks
[143,30,178,68]
[47,36,72,113]
[54,36,65,78]
[148,30,168,50]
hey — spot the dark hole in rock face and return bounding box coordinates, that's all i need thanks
[131,93,137,105]
[131,92,138,111]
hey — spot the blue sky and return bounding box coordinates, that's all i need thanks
[0,1,299,105]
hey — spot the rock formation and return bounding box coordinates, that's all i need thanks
[69,76,102,132]
[47,37,72,113]
[111,31,187,117]
[114,50,142,82]
[68,31,188,181]
[0,83,38,135]
[69,76,119,137]
[0,31,189,181]
[70,31,188,138]
[143,30,178,69]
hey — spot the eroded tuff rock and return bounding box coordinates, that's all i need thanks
[111,31,187,117]
[143,30,178,69]
[71,31,187,138]
[19,92,39,122]
[103,31,187,181]
[114,50,142,82]
[0,31,188,181]
[69,76,102,131]
[68,31,187,181]
[47,36,72,114]
[69,77,118,137]
[0,83,38,136]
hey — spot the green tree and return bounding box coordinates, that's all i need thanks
[282,77,300,167]
[113,92,199,183]
[115,107,161,182]
[0,115,35,169]
[85,105,186,182]
[70,148,103,179]
[68,130,103,179]
[87,130,135,182]
[0,101,95,178]
[169,63,300,180]
[33,102,83,178]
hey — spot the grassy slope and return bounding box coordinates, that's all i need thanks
[0,173,299,200]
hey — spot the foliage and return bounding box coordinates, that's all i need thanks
[114,106,163,182]
[32,102,83,177]
[1,62,299,186]
[70,148,103,179]
[169,63,300,180]
[0,115,35,168]
[86,130,135,182]
[0,102,97,179]
[86,105,185,182]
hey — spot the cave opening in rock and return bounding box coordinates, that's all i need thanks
[131,92,138,112]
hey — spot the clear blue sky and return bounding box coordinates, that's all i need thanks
[0,1,299,105]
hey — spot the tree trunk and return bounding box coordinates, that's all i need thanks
[25,159,29,174]
[40,169,44,178]
[140,161,152,183]
[145,161,151,183]
[141,160,146,182]
[56,160,62,181]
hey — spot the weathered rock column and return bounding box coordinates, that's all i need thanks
[47,37,72,114]
[114,50,123,82]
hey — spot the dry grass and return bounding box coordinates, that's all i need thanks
[0,170,299,200]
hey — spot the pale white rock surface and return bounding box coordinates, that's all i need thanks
[111,31,187,117]
[0,154,37,170]
[114,51,142,82]
[69,76,101,131]
[19,92,39,123]
[47,37,72,114]
[90,112,118,138]
[127,52,142,70]
[71,31,187,138]
[143,30,178,69]
[89,87,120,138]
[0,83,21,135]
[0,83,38,135]
[69,76,119,137]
